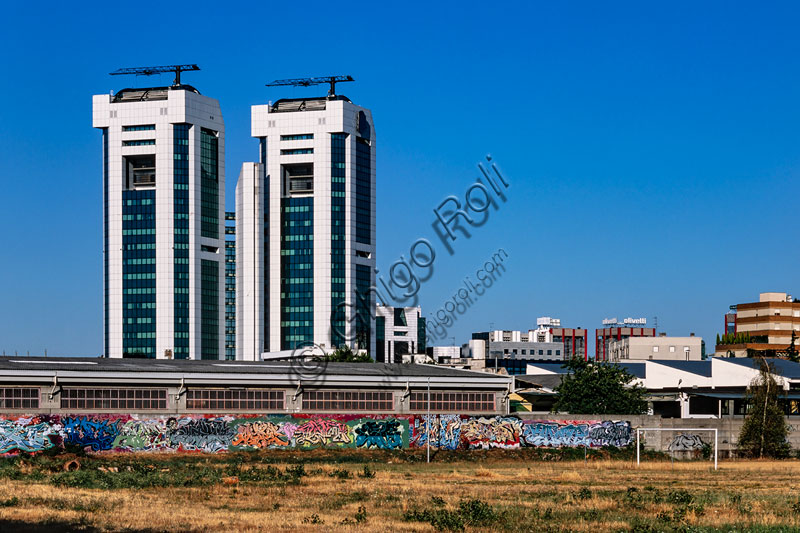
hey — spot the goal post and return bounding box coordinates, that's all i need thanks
[636,427,718,471]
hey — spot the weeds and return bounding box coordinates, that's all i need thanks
[302,514,323,524]
[0,497,19,507]
[405,498,499,532]
[328,468,352,480]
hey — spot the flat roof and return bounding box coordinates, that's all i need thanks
[722,357,800,379]
[0,356,510,385]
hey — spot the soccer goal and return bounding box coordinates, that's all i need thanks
[636,427,718,470]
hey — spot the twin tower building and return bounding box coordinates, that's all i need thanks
[92,79,376,360]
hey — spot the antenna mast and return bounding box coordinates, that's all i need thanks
[266,75,354,97]
[109,64,200,86]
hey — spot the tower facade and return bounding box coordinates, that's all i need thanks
[93,85,225,359]
[237,95,376,359]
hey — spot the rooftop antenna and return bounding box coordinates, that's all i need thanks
[266,75,354,98]
[109,64,200,87]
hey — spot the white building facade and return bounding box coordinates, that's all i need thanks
[237,95,376,359]
[375,305,426,363]
[93,85,225,359]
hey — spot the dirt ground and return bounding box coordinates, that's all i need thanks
[0,451,799,532]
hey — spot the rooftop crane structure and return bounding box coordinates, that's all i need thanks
[266,75,354,97]
[109,64,200,86]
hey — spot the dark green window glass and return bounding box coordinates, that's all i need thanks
[122,189,156,358]
[330,133,347,347]
[201,128,219,239]
[280,197,313,350]
[173,124,190,359]
[355,138,371,245]
[201,259,220,359]
[225,212,236,360]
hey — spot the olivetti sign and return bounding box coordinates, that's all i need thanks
[602,317,647,326]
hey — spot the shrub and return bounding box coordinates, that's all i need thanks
[458,499,497,525]
[0,497,19,507]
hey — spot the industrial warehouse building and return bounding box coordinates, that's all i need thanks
[0,357,512,416]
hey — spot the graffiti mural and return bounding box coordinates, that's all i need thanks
[353,419,406,449]
[523,422,589,447]
[411,415,462,450]
[0,414,633,454]
[232,421,290,448]
[520,420,634,448]
[460,417,522,449]
[293,419,351,447]
[587,421,633,447]
[168,418,234,452]
[0,418,58,453]
[113,419,170,451]
[62,417,120,452]
[668,433,706,451]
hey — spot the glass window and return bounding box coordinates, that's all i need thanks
[280,134,313,141]
[0,388,40,409]
[186,389,284,410]
[302,390,392,411]
[61,388,166,410]
[394,308,407,327]
[409,392,495,413]
[122,124,155,131]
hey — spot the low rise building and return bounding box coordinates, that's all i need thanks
[716,292,800,357]
[596,317,655,361]
[608,334,703,362]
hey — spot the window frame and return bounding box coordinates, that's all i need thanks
[409,391,496,413]
[185,388,285,411]
[60,387,167,411]
[302,390,394,412]
[0,387,40,410]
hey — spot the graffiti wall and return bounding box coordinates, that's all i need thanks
[0,415,632,454]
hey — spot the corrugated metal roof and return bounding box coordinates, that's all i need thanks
[0,356,509,381]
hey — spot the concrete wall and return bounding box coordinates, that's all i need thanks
[518,413,800,456]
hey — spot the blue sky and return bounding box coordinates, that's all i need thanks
[1,1,798,356]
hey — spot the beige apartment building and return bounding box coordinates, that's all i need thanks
[716,292,800,357]
[608,334,704,362]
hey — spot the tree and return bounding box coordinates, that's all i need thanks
[716,333,721,346]
[322,345,373,363]
[552,358,648,415]
[787,331,799,363]
[738,359,790,458]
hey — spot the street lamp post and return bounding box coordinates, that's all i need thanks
[426,377,431,464]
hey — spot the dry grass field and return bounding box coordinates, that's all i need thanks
[1,450,799,532]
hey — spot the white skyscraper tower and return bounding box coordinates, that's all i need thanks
[237,77,376,360]
[93,65,225,359]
